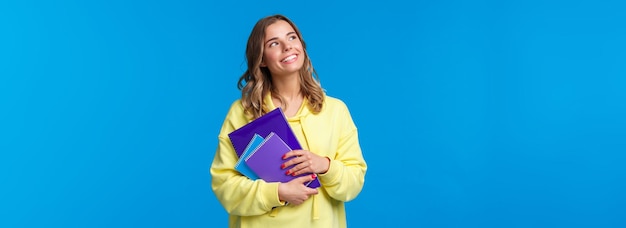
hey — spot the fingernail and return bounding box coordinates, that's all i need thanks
[311,174,317,179]
[280,164,285,169]
[282,154,286,159]
[285,170,290,175]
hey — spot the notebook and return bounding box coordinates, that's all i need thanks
[245,132,317,187]
[228,107,320,188]
[234,134,263,180]
[228,107,300,157]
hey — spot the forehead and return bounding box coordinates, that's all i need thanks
[264,20,296,39]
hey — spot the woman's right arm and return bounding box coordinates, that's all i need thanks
[209,103,285,216]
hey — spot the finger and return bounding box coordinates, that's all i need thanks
[281,151,294,160]
[292,194,308,205]
[281,155,300,169]
[281,153,308,171]
[282,150,304,160]
[293,174,316,184]
[306,188,319,196]
[291,199,304,205]
[289,153,317,173]
[290,159,314,176]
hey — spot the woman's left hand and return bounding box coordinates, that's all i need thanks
[281,150,330,177]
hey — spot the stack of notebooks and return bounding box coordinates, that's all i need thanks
[228,108,321,188]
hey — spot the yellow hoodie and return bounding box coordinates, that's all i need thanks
[210,94,367,228]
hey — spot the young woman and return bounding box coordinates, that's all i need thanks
[210,14,367,228]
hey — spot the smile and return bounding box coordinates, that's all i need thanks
[281,54,297,63]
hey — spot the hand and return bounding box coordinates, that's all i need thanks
[278,174,319,205]
[281,150,330,177]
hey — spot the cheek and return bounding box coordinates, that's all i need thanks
[263,49,280,63]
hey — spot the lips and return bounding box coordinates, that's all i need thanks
[281,54,297,63]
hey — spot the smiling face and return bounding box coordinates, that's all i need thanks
[260,20,306,78]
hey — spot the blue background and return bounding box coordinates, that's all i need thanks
[2,0,625,227]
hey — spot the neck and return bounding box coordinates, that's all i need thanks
[272,73,302,99]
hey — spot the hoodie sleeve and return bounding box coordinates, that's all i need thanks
[210,102,285,216]
[317,101,367,202]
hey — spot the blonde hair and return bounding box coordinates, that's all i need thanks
[237,14,325,119]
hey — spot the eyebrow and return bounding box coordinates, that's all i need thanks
[265,32,297,45]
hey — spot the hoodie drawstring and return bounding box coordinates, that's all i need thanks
[312,194,319,220]
[269,207,279,217]
[301,118,319,221]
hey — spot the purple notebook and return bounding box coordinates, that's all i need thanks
[245,132,317,187]
[228,107,300,157]
[228,107,320,188]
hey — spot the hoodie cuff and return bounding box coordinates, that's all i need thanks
[318,158,342,185]
[262,182,286,209]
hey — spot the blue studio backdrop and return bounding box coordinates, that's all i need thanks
[1,0,625,227]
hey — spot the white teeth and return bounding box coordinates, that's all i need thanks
[282,55,296,62]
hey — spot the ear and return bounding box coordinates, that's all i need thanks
[260,60,267,67]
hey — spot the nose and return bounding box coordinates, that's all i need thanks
[284,43,292,52]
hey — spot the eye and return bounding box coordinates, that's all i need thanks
[269,42,278,47]
[289,35,297,41]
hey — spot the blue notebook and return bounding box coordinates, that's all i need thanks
[234,134,263,180]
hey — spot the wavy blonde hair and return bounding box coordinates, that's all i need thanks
[237,14,325,119]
